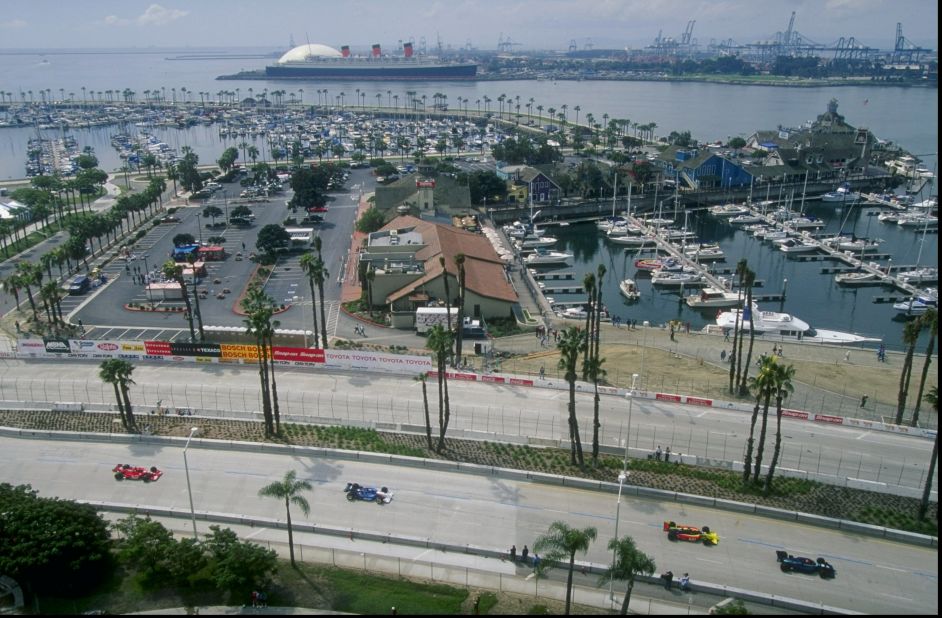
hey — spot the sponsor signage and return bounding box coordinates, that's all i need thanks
[782,409,810,420]
[448,372,477,381]
[273,347,326,364]
[70,339,97,352]
[655,393,682,403]
[685,396,712,407]
[96,342,119,351]
[481,375,505,384]
[144,341,172,355]
[324,350,432,373]
[813,414,844,425]
[220,343,258,360]
[121,342,145,352]
[169,342,221,357]
[43,338,71,354]
[508,378,533,386]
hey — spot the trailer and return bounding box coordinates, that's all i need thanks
[415,307,458,334]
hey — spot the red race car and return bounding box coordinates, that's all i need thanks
[113,464,163,482]
[663,521,719,545]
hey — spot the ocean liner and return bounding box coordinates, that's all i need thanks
[263,42,477,80]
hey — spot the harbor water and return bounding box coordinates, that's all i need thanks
[0,48,937,350]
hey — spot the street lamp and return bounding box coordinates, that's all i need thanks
[610,373,638,609]
[142,253,153,307]
[183,426,200,539]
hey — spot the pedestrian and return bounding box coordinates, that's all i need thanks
[720,349,727,362]
[521,544,529,564]
[655,445,662,461]
[241,241,246,251]
[723,328,730,341]
[662,570,674,591]
[878,343,886,362]
[539,365,545,380]
[680,573,690,592]
[391,607,397,616]
[844,350,851,363]
[14,321,20,334]
[665,446,671,463]
[509,544,516,562]
[532,553,541,570]
[669,323,675,342]
[251,591,258,608]
[860,394,868,408]
[257,592,267,608]
[685,321,690,334]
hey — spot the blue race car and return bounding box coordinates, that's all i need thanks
[776,550,836,578]
[344,482,393,504]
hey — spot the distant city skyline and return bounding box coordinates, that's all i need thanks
[0,0,937,52]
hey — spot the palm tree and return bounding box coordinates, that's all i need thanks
[311,256,329,350]
[918,387,938,521]
[586,354,606,466]
[257,470,312,567]
[453,253,466,366]
[428,325,453,452]
[895,320,922,425]
[593,264,606,365]
[764,361,796,492]
[751,355,780,484]
[99,358,138,432]
[15,262,40,320]
[533,521,598,615]
[580,273,595,380]
[599,536,656,615]
[439,256,454,357]
[729,259,748,394]
[911,309,937,427]
[414,373,433,449]
[743,354,776,483]
[299,253,321,347]
[737,267,757,395]
[558,326,585,467]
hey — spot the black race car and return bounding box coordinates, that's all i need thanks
[776,550,836,578]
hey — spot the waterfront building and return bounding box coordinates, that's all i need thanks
[361,216,518,329]
[497,164,562,205]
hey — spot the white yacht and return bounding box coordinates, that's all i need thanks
[834,271,881,286]
[684,244,725,261]
[897,267,938,284]
[787,216,827,229]
[762,230,790,242]
[716,303,879,344]
[893,289,938,316]
[728,213,764,225]
[878,211,901,223]
[708,203,751,217]
[619,279,641,301]
[518,235,558,249]
[898,213,938,228]
[821,236,882,253]
[776,238,820,253]
[821,185,859,203]
[610,234,657,247]
[524,249,574,265]
[685,285,741,308]
[651,271,704,287]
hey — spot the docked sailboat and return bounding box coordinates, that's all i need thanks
[820,184,859,203]
[834,271,882,286]
[684,243,725,261]
[708,203,751,218]
[651,271,704,287]
[775,237,820,253]
[612,234,657,247]
[897,267,938,284]
[728,213,764,225]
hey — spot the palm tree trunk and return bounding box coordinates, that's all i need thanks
[256,335,273,436]
[307,277,320,347]
[739,288,756,395]
[619,579,633,615]
[267,334,281,434]
[285,497,296,566]
[422,379,432,449]
[565,554,575,615]
[911,331,935,427]
[112,383,128,430]
[317,280,328,349]
[896,348,915,424]
[120,382,137,432]
[764,398,785,492]
[742,400,761,482]
[752,394,772,484]
[592,380,600,465]
[729,303,742,393]
[436,354,446,452]
[918,432,938,521]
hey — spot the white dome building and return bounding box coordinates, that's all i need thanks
[277,43,343,63]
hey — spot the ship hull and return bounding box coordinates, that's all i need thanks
[265,62,477,80]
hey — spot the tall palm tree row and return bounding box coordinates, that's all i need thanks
[895,320,922,425]
[728,259,748,394]
[737,267,757,395]
[453,253,466,366]
[99,358,138,432]
[427,325,453,453]
[533,521,597,615]
[763,360,796,492]
[743,354,776,483]
[918,387,937,521]
[298,252,321,347]
[558,326,585,467]
[242,286,281,436]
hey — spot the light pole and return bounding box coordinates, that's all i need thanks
[183,426,200,539]
[142,253,153,307]
[610,373,638,609]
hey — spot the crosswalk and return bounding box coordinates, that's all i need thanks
[289,299,341,338]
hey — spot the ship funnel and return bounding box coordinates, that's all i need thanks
[371,44,381,58]
[341,45,350,58]
[403,42,413,58]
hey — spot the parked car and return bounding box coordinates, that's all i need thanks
[68,275,91,295]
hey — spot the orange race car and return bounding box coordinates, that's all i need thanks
[663,521,719,545]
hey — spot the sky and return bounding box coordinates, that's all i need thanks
[0,0,937,52]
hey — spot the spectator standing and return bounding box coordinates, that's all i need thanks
[665,446,671,462]
[680,573,690,591]
[521,544,529,564]
[509,544,516,562]
[662,570,674,590]
[655,445,662,461]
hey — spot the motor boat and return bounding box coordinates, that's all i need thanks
[776,238,820,253]
[834,271,882,286]
[821,236,882,253]
[518,235,558,249]
[611,234,657,247]
[715,302,880,344]
[821,185,860,203]
[661,229,698,241]
[786,216,826,229]
[684,244,725,261]
[708,203,751,217]
[524,249,573,265]
[728,213,764,225]
[685,285,741,308]
[893,289,938,315]
[877,211,901,223]
[635,257,687,272]
[559,306,588,319]
[897,267,938,284]
[651,271,704,287]
[898,213,938,228]
[762,230,790,242]
[619,279,641,301]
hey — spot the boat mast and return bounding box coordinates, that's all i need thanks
[611,171,617,219]
[627,181,632,219]
[799,170,808,213]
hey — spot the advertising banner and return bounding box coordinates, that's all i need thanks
[655,393,682,403]
[43,337,71,355]
[685,396,713,407]
[169,342,222,357]
[813,414,844,425]
[220,343,258,360]
[16,339,48,358]
[273,347,326,364]
[323,350,432,373]
[782,409,810,420]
